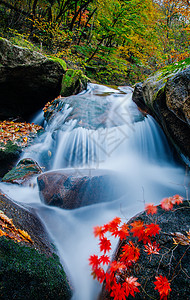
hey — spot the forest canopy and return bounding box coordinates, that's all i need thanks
[0,0,189,84]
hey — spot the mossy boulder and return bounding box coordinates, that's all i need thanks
[0,191,72,299]
[2,158,42,185]
[100,201,190,300]
[0,141,22,178]
[0,38,64,120]
[0,237,72,300]
[61,69,89,97]
[132,58,190,164]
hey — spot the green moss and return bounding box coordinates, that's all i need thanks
[0,141,21,162]
[0,237,72,300]
[48,56,67,71]
[61,69,89,97]
[2,158,41,183]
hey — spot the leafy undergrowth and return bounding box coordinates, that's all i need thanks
[89,195,190,299]
[0,121,43,149]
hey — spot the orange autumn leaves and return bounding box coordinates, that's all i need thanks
[0,120,43,148]
[89,195,184,300]
[0,210,33,244]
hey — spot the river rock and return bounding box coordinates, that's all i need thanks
[0,38,64,120]
[100,200,190,300]
[0,189,72,299]
[132,59,190,163]
[37,169,126,209]
[2,158,42,185]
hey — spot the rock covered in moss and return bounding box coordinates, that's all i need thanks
[0,141,22,178]
[2,158,42,185]
[0,237,72,300]
[61,69,89,97]
[0,190,72,299]
[0,38,64,120]
[132,58,190,164]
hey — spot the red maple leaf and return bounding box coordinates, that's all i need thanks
[120,241,140,264]
[89,254,100,269]
[93,266,106,283]
[171,194,183,205]
[145,203,157,215]
[107,217,121,233]
[123,276,141,297]
[93,225,106,238]
[144,241,160,255]
[154,275,171,299]
[99,254,110,265]
[161,197,173,210]
[130,220,145,241]
[145,223,160,237]
[110,282,126,300]
[109,261,126,276]
[99,237,111,254]
[117,223,130,240]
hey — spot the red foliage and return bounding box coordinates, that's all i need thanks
[144,241,160,255]
[89,254,100,269]
[161,195,183,211]
[130,220,145,241]
[145,203,158,215]
[120,241,140,265]
[99,236,112,254]
[123,276,140,297]
[89,194,183,299]
[154,275,171,299]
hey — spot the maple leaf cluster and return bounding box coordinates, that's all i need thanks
[89,194,185,300]
[0,121,43,149]
[0,208,33,244]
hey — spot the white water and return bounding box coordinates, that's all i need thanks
[0,84,188,300]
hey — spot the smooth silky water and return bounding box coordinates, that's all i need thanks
[0,84,188,300]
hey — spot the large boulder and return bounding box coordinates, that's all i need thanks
[0,190,72,300]
[0,38,64,120]
[100,200,190,300]
[37,169,126,209]
[132,59,190,163]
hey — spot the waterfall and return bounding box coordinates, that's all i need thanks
[0,83,188,300]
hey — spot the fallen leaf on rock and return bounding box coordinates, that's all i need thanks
[0,210,33,244]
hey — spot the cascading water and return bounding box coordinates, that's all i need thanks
[0,83,188,300]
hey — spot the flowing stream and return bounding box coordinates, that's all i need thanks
[0,83,188,300]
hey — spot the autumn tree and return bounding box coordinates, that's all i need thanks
[154,0,190,63]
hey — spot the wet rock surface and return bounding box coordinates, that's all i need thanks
[132,60,190,163]
[37,169,126,209]
[100,201,190,300]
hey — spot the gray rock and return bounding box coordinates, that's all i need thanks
[133,60,190,163]
[0,38,64,120]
